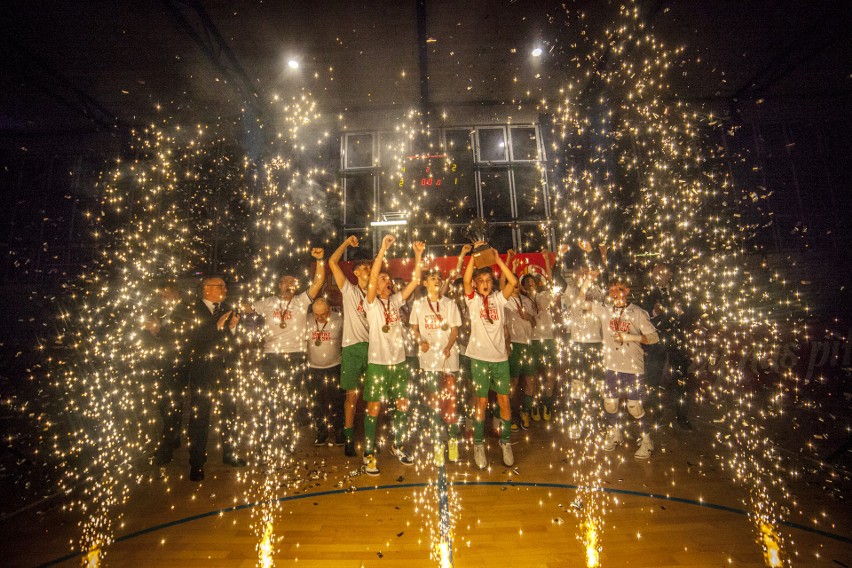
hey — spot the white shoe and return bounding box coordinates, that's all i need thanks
[391,444,415,466]
[499,440,515,467]
[634,434,654,459]
[473,443,488,470]
[602,426,624,452]
[364,453,380,476]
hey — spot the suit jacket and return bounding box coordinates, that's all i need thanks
[174,299,237,370]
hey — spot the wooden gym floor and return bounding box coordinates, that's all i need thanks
[2,411,851,567]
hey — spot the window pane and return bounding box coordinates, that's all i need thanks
[379,131,406,168]
[478,128,507,162]
[510,127,539,161]
[488,223,515,253]
[345,134,374,169]
[443,129,477,222]
[518,223,549,252]
[513,165,546,220]
[344,173,374,228]
[479,168,513,221]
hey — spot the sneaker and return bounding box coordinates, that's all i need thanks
[344,438,357,457]
[473,443,488,469]
[531,405,541,421]
[433,443,445,467]
[391,444,415,466]
[510,421,520,433]
[447,438,459,463]
[364,453,380,476]
[335,430,346,446]
[499,440,515,467]
[314,430,329,446]
[634,434,654,459]
[542,405,552,422]
[520,411,530,430]
[602,426,624,452]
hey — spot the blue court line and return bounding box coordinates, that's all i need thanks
[39,480,852,566]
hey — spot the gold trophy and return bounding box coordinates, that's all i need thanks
[466,218,499,268]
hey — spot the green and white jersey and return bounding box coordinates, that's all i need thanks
[464,290,509,363]
[364,292,406,365]
[409,295,462,372]
[306,312,343,369]
[340,280,370,347]
[504,294,534,345]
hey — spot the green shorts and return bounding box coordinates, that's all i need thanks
[531,339,556,371]
[509,342,537,378]
[470,358,511,397]
[340,342,368,391]
[364,363,411,402]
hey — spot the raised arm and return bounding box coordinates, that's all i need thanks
[329,235,358,290]
[441,243,472,296]
[499,249,516,290]
[463,241,481,296]
[401,240,425,302]
[496,249,519,300]
[306,247,326,300]
[367,235,394,304]
[541,246,553,283]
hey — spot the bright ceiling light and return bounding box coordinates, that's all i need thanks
[287,59,299,70]
[531,47,543,57]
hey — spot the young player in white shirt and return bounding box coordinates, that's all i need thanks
[245,248,325,452]
[586,274,659,458]
[361,235,424,476]
[305,298,344,446]
[501,250,538,431]
[328,235,373,456]
[464,241,519,469]
[522,247,558,421]
[409,269,463,464]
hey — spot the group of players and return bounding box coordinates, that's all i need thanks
[147,234,693,481]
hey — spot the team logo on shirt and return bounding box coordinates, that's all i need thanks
[311,330,332,342]
[273,309,293,322]
[356,300,366,317]
[385,309,400,324]
[424,314,445,330]
[609,318,630,333]
[479,306,498,321]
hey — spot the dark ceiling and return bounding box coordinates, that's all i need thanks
[1,0,850,136]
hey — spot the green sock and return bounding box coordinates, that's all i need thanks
[523,395,533,413]
[393,409,408,447]
[501,419,512,442]
[448,422,460,438]
[474,420,485,444]
[344,426,354,443]
[364,415,377,455]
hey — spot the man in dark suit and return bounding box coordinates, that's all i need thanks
[172,275,246,481]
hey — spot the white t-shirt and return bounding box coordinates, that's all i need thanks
[364,292,406,365]
[409,295,462,372]
[340,280,369,347]
[564,281,604,343]
[504,295,534,345]
[464,291,510,363]
[591,302,656,374]
[254,291,313,354]
[531,289,556,340]
[306,312,343,369]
